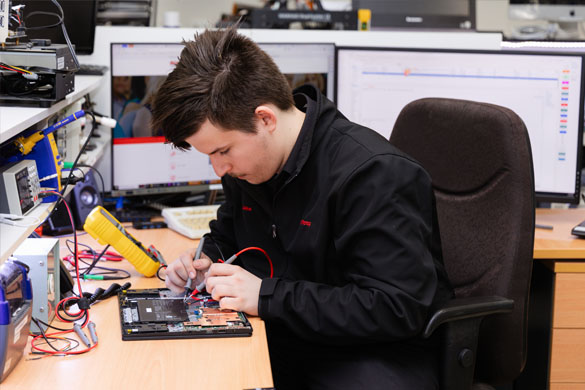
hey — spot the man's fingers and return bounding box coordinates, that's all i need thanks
[205,264,241,296]
[165,273,185,294]
[218,297,238,311]
[209,282,235,300]
[178,254,196,277]
[193,258,212,270]
[208,284,243,311]
[207,263,237,277]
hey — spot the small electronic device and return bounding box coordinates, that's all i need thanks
[11,129,64,204]
[352,0,474,30]
[572,219,585,238]
[0,160,41,216]
[118,288,253,341]
[12,238,61,332]
[0,259,33,383]
[83,206,164,277]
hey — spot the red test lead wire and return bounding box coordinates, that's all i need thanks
[230,246,274,278]
[189,246,274,298]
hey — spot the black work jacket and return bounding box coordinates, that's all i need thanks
[203,84,452,349]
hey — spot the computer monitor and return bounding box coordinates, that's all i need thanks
[260,43,336,102]
[109,42,336,197]
[336,47,584,204]
[19,0,98,55]
[351,0,475,30]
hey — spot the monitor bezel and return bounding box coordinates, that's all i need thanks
[335,46,584,204]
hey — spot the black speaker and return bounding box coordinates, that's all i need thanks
[42,191,74,235]
[42,171,102,235]
[70,170,102,228]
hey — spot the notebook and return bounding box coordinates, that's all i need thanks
[117,288,253,340]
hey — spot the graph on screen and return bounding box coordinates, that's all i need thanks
[337,48,584,203]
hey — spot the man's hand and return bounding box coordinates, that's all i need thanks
[205,263,262,316]
[164,248,212,294]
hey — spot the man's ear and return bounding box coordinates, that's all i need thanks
[255,105,277,133]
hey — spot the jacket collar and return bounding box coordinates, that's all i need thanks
[286,84,339,178]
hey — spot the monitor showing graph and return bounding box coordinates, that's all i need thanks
[110,42,336,197]
[336,47,584,204]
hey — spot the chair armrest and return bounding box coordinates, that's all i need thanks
[423,296,514,338]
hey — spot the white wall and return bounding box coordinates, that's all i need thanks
[154,0,264,28]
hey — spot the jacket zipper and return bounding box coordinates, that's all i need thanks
[271,173,299,240]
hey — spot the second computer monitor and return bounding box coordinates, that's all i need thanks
[110,42,336,197]
[336,47,584,204]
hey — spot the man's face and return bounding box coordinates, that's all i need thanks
[112,76,131,96]
[185,119,280,185]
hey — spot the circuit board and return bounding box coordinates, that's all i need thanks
[117,288,253,340]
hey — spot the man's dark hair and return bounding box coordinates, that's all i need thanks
[151,26,295,150]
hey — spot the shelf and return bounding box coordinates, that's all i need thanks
[0,75,103,143]
[0,74,106,265]
[0,134,110,265]
[0,202,55,265]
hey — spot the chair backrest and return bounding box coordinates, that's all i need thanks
[389,98,535,385]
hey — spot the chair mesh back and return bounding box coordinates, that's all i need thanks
[390,98,535,384]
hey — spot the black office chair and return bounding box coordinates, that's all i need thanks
[389,98,535,390]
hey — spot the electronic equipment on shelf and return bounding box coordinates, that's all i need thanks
[162,204,220,239]
[0,160,41,216]
[0,43,76,107]
[12,238,60,332]
[0,259,33,383]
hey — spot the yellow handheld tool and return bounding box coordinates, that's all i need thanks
[83,206,164,277]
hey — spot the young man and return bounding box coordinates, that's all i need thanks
[151,26,453,389]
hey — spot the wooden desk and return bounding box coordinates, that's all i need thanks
[535,209,585,262]
[527,209,585,390]
[1,228,273,390]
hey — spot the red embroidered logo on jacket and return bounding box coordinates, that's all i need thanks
[242,206,252,212]
[300,219,312,227]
